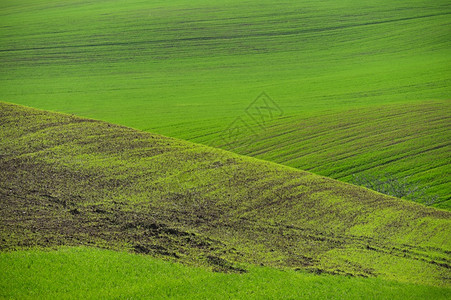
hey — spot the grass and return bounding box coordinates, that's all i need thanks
[1,247,450,299]
[1,0,449,210]
[1,102,450,288]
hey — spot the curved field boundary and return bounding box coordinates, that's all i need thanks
[0,102,450,286]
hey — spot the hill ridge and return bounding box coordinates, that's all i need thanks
[0,102,450,286]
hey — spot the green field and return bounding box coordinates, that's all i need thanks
[1,0,449,135]
[1,247,450,299]
[1,0,450,298]
[1,0,449,209]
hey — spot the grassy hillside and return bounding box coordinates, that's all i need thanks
[1,247,450,299]
[1,102,450,287]
[193,101,451,209]
[0,0,449,138]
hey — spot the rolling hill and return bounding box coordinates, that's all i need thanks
[1,102,450,288]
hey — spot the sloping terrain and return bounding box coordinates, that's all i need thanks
[1,0,449,215]
[1,102,450,286]
[196,101,451,209]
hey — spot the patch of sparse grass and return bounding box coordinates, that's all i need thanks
[1,103,450,287]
